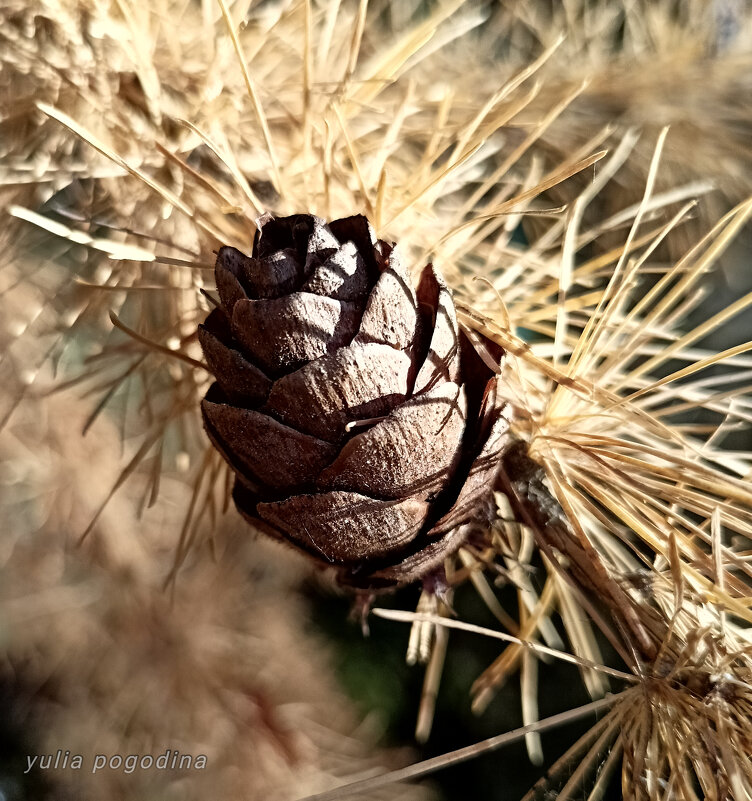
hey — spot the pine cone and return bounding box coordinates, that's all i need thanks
[199,213,511,589]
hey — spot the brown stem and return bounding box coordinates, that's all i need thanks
[498,441,659,664]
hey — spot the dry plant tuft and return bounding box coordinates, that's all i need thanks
[2,0,752,799]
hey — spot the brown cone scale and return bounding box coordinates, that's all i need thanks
[200,213,510,589]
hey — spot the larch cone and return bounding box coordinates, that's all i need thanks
[199,213,511,589]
